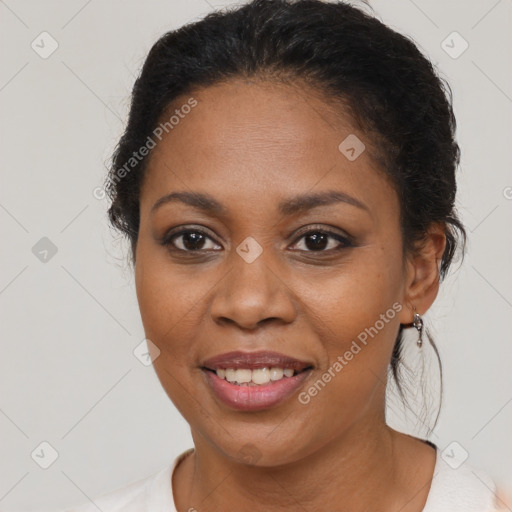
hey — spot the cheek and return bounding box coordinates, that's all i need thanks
[294,267,402,436]
[296,246,403,342]
[134,246,209,415]
[134,243,208,357]
[291,247,404,413]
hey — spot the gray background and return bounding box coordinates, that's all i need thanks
[0,0,511,510]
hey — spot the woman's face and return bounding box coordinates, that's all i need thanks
[135,79,421,465]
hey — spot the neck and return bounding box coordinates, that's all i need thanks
[178,411,418,512]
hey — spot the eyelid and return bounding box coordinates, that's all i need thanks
[291,223,353,242]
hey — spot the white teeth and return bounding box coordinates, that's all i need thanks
[234,369,252,383]
[225,368,236,382]
[215,367,299,385]
[252,368,270,385]
[269,367,284,380]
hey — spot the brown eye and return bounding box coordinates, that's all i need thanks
[291,229,353,252]
[162,228,222,252]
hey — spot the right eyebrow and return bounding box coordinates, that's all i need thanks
[151,192,227,216]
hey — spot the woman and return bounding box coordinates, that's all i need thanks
[67,0,499,510]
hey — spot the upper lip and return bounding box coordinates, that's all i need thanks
[202,350,313,371]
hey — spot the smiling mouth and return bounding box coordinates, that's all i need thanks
[200,350,314,410]
[202,366,313,411]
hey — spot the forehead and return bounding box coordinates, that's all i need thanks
[158,78,359,157]
[141,79,397,219]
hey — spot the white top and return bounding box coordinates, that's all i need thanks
[63,445,498,512]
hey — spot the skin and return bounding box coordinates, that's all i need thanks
[134,78,446,512]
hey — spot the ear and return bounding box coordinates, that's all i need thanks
[398,222,447,324]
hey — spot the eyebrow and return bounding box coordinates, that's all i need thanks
[150,190,369,216]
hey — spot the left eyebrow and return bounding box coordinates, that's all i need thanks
[278,190,370,216]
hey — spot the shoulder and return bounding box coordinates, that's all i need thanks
[61,466,169,512]
[423,447,498,512]
[58,449,194,511]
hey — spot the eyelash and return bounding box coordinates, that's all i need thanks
[160,225,354,254]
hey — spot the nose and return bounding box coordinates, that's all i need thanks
[210,251,297,330]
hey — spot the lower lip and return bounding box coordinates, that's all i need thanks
[202,369,312,411]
